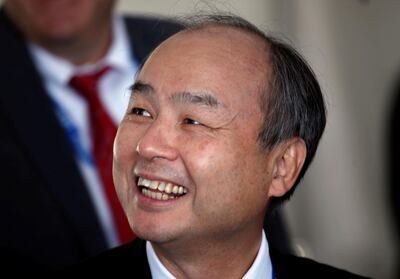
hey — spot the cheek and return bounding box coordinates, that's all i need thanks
[113,124,139,185]
[189,139,219,172]
[182,134,269,212]
[113,123,144,210]
[182,135,246,199]
[113,123,139,163]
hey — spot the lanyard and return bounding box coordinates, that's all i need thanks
[50,97,95,166]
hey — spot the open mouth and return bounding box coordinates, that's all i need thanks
[137,177,188,201]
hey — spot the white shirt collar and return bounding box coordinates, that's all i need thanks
[28,14,133,85]
[242,230,273,279]
[146,230,273,279]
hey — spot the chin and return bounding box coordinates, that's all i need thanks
[130,221,181,244]
[133,229,171,243]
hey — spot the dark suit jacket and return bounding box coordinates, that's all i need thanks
[0,8,181,272]
[65,238,371,278]
[388,76,400,278]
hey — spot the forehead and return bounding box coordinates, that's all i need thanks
[137,26,270,109]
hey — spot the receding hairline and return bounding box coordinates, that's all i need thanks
[166,21,273,88]
[178,15,273,74]
[143,19,273,90]
[182,14,271,50]
[177,20,271,51]
[141,13,274,78]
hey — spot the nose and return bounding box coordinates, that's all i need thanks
[136,119,179,162]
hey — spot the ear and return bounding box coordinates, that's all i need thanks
[268,138,307,198]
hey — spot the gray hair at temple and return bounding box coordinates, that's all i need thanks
[179,13,327,208]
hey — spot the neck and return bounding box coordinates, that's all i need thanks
[152,226,263,279]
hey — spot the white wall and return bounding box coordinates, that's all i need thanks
[273,2,399,279]
[117,1,398,278]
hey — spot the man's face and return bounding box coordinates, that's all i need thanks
[114,27,276,244]
[5,0,114,45]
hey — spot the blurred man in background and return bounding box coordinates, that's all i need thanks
[0,0,180,271]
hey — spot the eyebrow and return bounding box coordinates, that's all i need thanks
[130,80,223,108]
[170,91,221,108]
[130,81,155,96]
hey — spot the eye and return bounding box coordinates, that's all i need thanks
[183,118,202,126]
[131,107,152,118]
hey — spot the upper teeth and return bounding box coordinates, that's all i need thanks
[138,177,187,195]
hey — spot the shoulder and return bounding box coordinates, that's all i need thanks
[270,250,372,279]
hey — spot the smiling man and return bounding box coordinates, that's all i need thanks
[73,14,369,278]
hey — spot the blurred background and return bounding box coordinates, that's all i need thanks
[116,0,399,278]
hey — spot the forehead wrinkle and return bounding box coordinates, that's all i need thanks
[170,91,224,109]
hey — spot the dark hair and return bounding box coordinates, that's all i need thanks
[181,13,327,206]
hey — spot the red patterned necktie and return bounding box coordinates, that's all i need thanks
[70,66,135,244]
